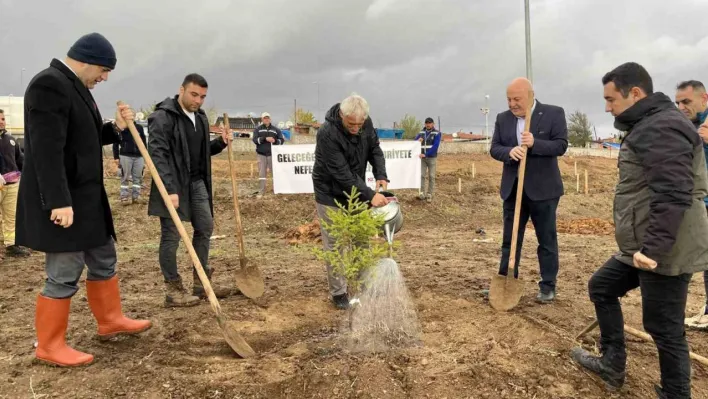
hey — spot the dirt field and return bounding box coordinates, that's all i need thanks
[1,152,707,399]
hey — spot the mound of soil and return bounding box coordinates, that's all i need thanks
[284,219,321,244]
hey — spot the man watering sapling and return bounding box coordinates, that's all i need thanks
[312,94,389,310]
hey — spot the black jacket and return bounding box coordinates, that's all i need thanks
[147,96,227,221]
[252,123,284,156]
[112,124,146,159]
[611,92,708,275]
[0,130,23,175]
[490,101,569,201]
[312,103,387,207]
[17,59,120,252]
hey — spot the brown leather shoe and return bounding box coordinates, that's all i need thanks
[35,295,94,367]
[164,278,200,307]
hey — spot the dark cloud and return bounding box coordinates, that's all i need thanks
[1,0,706,135]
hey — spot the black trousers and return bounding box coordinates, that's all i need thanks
[498,183,560,293]
[590,257,692,398]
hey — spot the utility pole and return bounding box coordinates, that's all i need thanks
[524,0,533,82]
[294,99,297,124]
[482,94,490,153]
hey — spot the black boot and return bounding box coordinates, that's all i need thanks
[570,346,626,390]
[332,293,350,310]
[6,245,31,257]
[654,385,668,399]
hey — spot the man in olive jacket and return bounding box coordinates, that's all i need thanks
[571,62,708,398]
[148,73,233,307]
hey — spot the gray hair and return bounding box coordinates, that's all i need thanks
[340,94,369,119]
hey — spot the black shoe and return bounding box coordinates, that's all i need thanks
[570,347,626,390]
[654,385,668,399]
[536,289,556,303]
[6,245,30,257]
[332,293,350,310]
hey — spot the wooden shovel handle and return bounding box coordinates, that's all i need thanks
[117,102,222,316]
[575,319,708,367]
[223,114,247,264]
[507,92,534,274]
[624,325,708,367]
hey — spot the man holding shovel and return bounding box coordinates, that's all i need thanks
[312,94,389,310]
[489,77,568,303]
[148,73,233,307]
[17,33,152,367]
[674,80,708,330]
[571,62,708,398]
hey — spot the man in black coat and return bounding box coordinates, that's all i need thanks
[252,112,284,198]
[312,94,389,309]
[147,73,232,307]
[17,33,151,367]
[490,77,569,303]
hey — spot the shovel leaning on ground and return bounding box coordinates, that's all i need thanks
[489,92,535,312]
[223,113,265,299]
[119,102,255,358]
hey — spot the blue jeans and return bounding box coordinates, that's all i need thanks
[119,155,144,200]
[159,180,213,282]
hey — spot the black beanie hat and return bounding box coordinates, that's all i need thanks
[67,33,117,69]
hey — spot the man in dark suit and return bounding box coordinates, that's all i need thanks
[17,33,151,367]
[490,77,569,303]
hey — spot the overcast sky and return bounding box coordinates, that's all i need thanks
[1,0,707,137]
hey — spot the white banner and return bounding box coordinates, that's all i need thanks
[271,141,422,194]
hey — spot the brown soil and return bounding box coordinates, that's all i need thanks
[284,218,321,245]
[557,218,615,236]
[1,153,707,398]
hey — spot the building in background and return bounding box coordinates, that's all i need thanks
[0,96,24,137]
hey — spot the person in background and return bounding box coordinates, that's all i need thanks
[112,122,146,205]
[0,109,30,257]
[415,117,441,203]
[252,112,284,198]
[675,80,708,331]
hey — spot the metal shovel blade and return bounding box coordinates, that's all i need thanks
[234,259,265,299]
[489,274,524,311]
[217,316,256,358]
